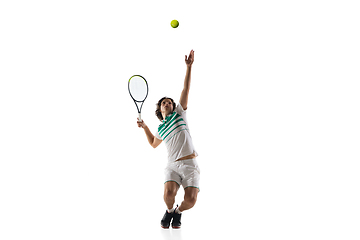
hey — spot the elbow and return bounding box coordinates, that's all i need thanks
[151,139,157,149]
[183,87,190,93]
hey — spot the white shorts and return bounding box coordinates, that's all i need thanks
[164,159,200,190]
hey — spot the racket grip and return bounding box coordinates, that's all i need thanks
[138,113,142,122]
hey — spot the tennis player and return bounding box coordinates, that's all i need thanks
[137,50,199,229]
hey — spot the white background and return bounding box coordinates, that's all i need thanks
[1,0,359,239]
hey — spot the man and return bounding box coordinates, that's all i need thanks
[137,50,200,229]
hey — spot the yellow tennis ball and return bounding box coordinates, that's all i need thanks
[171,20,179,28]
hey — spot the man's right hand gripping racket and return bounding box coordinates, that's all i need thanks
[128,75,148,122]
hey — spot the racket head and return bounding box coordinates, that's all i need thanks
[128,75,148,102]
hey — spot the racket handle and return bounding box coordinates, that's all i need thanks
[138,113,142,122]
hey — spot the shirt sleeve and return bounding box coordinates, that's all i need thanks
[175,102,186,114]
[155,130,162,140]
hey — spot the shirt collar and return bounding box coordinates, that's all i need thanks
[162,112,174,124]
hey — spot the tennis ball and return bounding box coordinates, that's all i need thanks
[171,20,179,28]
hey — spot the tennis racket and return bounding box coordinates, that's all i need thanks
[128,75,148,122]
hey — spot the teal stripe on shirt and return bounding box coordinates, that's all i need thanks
[163,124,187,141]
[160,118,185,137]
[158,113,180,133]
[165,128,189,143]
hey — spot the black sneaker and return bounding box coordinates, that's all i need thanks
[171,206,182,229]
[161,210,173,229]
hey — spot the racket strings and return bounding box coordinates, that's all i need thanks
[129,76,148,102]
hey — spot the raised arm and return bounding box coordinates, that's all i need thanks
[180,49,194,111]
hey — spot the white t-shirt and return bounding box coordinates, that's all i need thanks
[155,103,198,162]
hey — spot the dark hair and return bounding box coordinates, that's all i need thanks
[155,97,176,121]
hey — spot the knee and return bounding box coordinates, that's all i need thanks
[184,194,197,206]
[164,188,177,199]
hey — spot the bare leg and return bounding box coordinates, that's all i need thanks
[164,181,180,210]
[178,187,199,212]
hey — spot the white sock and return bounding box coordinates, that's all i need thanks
[167,208,174,213]
[175,208,182,214]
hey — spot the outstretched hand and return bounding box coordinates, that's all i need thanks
[137,118,146,128]
[185,49,194,67]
